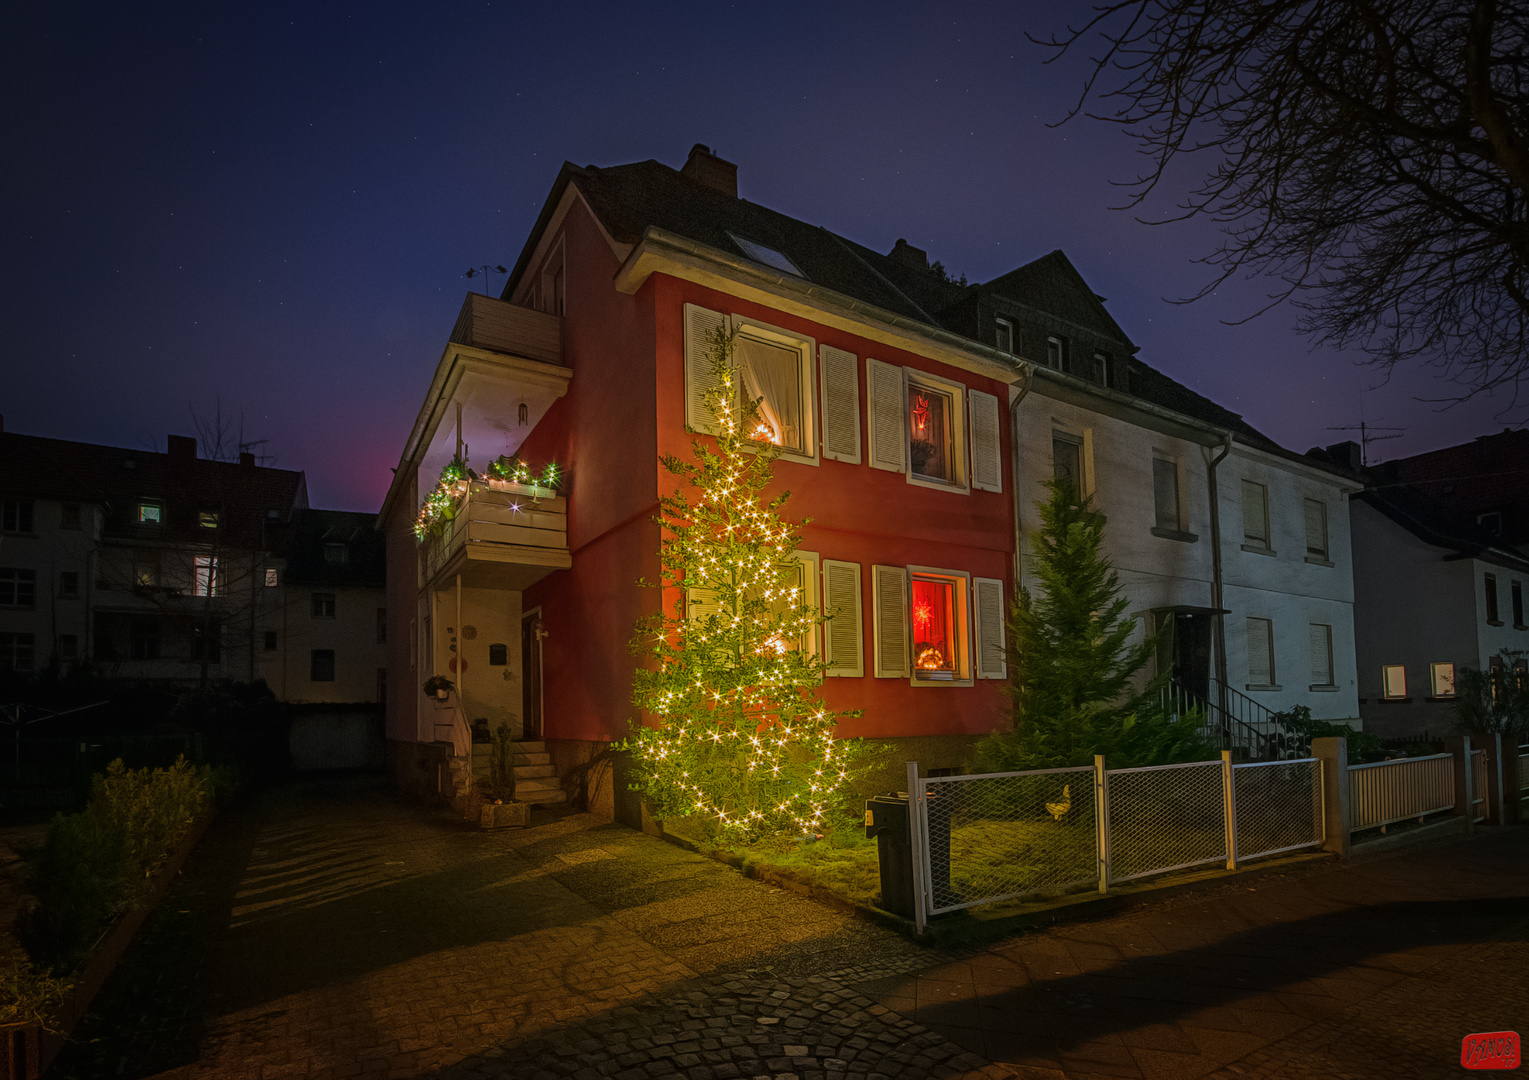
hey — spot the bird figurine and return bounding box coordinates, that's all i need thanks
[1046,784,1072,822]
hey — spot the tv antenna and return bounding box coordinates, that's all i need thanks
[1327,419,1404,466]
[465,264,508,296]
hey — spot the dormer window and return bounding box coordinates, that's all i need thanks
[728,233,803,277]
[995,318,1014,354]
[324,542,349,565]
[1046,336,1066,371]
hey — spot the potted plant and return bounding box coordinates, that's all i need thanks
[422,675,454,700]
[479,722,530,828]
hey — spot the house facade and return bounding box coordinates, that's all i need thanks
[379,145,1360,821]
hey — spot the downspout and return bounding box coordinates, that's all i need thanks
[1009,362,1036,586]
[1206,432,1234,726]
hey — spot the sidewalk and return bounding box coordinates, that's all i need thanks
[51,776,1529,1080]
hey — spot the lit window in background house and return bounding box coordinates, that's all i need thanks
[908,385,955,483]
[911,575,956,680]
[138,502,162,525]
[193,556,218,597]
[199,511,219,529]
[265,567,278,587]
[735,334,804,453]
[1382,664,1407,699]
[1430,662,1455,697]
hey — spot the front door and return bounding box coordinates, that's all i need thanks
[521,611,543,741]
[1172,612,1212,700]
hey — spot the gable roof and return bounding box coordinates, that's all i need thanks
[976,249,1136,349]
[284,508,386,586]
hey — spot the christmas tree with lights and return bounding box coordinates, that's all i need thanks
[626,327,865,840]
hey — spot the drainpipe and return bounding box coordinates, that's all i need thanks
[1206,432,1234,727]
[1008,363,1035,586]
[455,572,465,756]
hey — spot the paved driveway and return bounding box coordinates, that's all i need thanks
[52,777,1529,1080]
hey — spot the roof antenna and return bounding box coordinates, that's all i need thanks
[465,264,508,296]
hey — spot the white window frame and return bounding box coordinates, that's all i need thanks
[904,368,969,493]
[1381,664,1407,699]
[1152,456,1183,532]
[730,314,819,465]
[1303,496,1330,563]
[193,556,219,598]
[1241,479,1272,552]
[1429,662,1455,698]
[1046,335,1065,371]
[1308,622,1334,688]
[995,317,1014,354]
[907,565,973,687]
[1246,616,1278,689]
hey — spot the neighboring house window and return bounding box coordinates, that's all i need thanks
[1381,664,1407,699]
[133,554,159,588]
[1512,580,1525,627]
[265,567,278,587]
[1308,623,1334,686]
[312,592,336,618]
[199,511,219,529]
[377,608,387,644]
[1102,354,1118,390]
[995,318,1013,353]
[193,556,218,597]
[192,622,222,663]
[324,542,348,565]
[1241,480,1271,550]
[1430,662,1455,698]
[1478,511,1503,536]
[311,649,336,682]
[1303,498,1329,561]
[0,569,36,608]
[1046,335,1065,371]
[909,569,971,682]
[58,634,78,661]
[2,499,34,533]
[1091,352,1108,384]
[130,616,160,660]
[1053,432,1083,495]
[1485,573,1501,624]
[1246,617,1276,688]
[137,502,163,525]
[263,630,278,651]
[1152,458,1181,532]
[908,382,956,484]
[60,503,81,530]
[59,571,79,598]
[0,633,34,672]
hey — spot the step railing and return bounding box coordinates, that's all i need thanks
[1160,679,1308,761]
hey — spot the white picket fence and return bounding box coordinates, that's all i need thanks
[1348,753,1454,831]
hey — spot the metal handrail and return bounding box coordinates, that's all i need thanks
[1160,679,1306,761]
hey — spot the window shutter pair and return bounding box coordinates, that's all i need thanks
[869,565,1004,680]
[1247,617,1274,684]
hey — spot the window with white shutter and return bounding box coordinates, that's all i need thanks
[819,345,861,463]
[683,303,729,435]
[821,560,864,677]
[1246,616,1275,687]
[1241,480,1271,549]
[973,577,1006,679]
[871,564,909,677]
[866,359,906,473]
[1304,498,1328,560]
[1308,623,1333,686]
[908,566,972,683]
[968,389,1002,493]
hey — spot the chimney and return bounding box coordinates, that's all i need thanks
[1324,441,1364,473]
[167,434,197,462]
[680,143,738,198]
[239,451,256,467]
[888,238,928,271]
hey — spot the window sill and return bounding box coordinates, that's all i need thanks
[1304,555,1334,567]
[1424,695,1457,703]
[906,472,969,496]
[1486,619,1505,627]
[1244,683,1282,692]
[1241,544,1276,557]
[1514,623,1528,631]
[1376,696,1413,704]
[1151,527,1199,543]
[910,676,975,688]
[1308,684,1340,692]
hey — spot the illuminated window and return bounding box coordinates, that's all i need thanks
[1381,664,1407,699]
[908,384,955,484]
[193,556,218,597]
[1430,662,1455,698]
[137,502,163,525]
[265,567,278,587]
[736,331,807,454]
[909,570,970,682]
[199,511,219,529]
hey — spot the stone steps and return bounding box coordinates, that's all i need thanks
[466,739,565,804]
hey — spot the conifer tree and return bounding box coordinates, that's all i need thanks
[973,480,1213,771]
[625,328,864,839]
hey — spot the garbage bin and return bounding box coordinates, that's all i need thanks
[865,793,915,917]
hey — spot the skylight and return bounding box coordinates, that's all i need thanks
[728,233,804,277]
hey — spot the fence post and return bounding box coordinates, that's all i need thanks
[1504,741,1524,826]
[1311,736,1351,858]
[1444,735,1475,834]
[1486,733,1506,826]
[906,762,928,935]
[1222,750,1238,870]
[1094,754,1110,893]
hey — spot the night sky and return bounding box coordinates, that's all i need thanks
[4,1,1520,513]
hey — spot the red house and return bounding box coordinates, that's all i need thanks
[382,145,1045,817]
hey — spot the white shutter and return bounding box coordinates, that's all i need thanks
[1304,498,1327,555]
[821,559,864,677]
[1246,617,1273,685]
[1242,480,1268,545]
[684,303,730,435]
[866,359,906,473]
[973,576,1006,679]
[968,389,1002,493]
[871,564,909,678]
[687,586,726,631]
[792,551,821,657]
[1308,623,1332,684]
[819,345,861,464]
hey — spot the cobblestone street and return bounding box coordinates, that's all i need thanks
[51,776,1529,1080]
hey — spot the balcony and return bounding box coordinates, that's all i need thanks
[419,479,570,591]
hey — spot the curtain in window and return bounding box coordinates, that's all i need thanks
[911,577,955,676]
[736,336,801,451]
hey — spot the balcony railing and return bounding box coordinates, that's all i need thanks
[419,479,568,586]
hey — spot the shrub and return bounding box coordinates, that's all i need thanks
[1275,705,1384,761]
[485,722,516,802]
[0,950,72,1030]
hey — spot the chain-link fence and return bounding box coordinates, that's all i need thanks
[1105,761,1226,882]
[1232,759,1323,860]
[920,767,1095,914]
